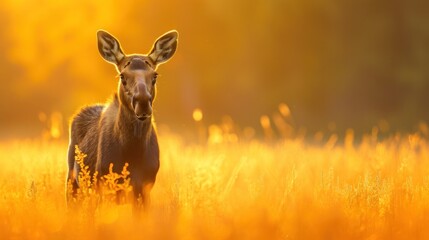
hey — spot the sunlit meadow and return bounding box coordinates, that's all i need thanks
[0,0,428,239]
[0,107,429,240]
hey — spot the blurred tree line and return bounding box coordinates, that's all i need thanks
[0,0,428,137]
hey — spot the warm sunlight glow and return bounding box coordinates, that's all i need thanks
[1,129,429,239]
[260,115,271,129]
[192,108,203,122]
[278,103,291,117]
[3,0,130,83]
[208,124,223,144]
[0,0,428,239]
[49,112,63,139]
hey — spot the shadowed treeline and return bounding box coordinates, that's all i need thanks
[0,0,428,138]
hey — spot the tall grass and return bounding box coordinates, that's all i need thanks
[0,128,428,239]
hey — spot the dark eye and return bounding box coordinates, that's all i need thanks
[152,74,158,85]
[120,74,126,86]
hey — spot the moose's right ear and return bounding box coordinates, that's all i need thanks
[97,30,125,65]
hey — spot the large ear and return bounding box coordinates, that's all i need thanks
[97,30,125,65]
[148,30,178,66]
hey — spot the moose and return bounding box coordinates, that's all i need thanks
[66,29,178,207]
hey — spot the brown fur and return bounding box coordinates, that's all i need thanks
[67,30,178,208]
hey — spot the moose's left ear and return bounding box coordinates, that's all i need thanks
[148,30,178,66]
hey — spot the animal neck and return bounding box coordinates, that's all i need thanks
[114,94,153,146]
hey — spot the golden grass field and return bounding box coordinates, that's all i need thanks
[1,125,429,240]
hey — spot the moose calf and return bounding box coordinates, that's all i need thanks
[67,29,178,207]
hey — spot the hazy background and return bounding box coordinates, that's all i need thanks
[0,0,428,139]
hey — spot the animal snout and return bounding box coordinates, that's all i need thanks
[132,83,152,120]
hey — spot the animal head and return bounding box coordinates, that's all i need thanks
[96,30,178,121]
